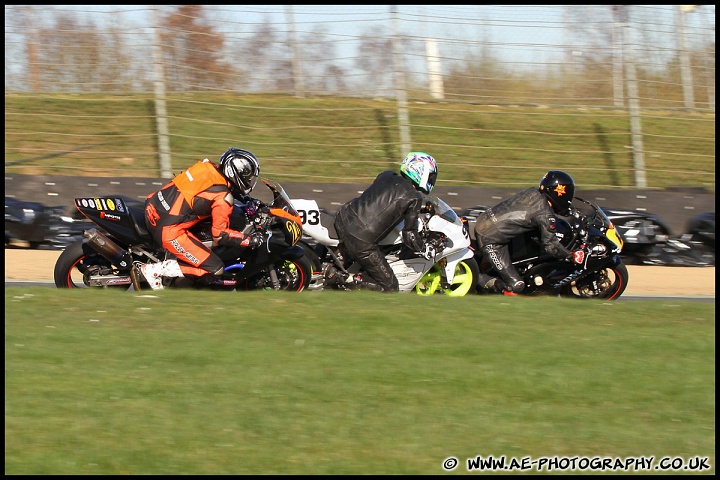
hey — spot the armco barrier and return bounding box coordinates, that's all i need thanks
[4,174,715,236]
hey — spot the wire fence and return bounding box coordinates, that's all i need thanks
[4,5,716,190]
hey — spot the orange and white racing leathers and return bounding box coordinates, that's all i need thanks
[144,159,257,278]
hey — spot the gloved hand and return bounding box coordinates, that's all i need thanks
[240,231,266,248]
[421,242,438,262]
[244,199,260,216]
[237,196,261,216]
[402,229,424,252]
[570,247,588,264]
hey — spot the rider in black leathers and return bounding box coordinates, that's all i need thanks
[474,170,583,294]
[328,152,439,292]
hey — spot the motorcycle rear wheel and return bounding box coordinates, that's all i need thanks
[53,239,127,289]
[415,257,480,297]
[562,263,629,300]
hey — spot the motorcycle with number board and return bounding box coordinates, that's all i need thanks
[291,194,480,295]
[53,179,313,292]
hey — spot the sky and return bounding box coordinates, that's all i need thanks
[7,5,716,70]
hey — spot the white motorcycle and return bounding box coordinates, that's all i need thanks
[291,195,479,296]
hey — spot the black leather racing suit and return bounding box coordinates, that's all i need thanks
[473,187,573,293]
[334,170,426,292]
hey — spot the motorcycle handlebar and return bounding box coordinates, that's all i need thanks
[426,231,448,251]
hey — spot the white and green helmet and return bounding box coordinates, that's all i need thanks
[400,152,438,194]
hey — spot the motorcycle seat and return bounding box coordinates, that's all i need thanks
[128,206,153,242]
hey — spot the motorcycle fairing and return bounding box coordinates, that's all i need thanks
[441,248,475,282]
[290,198,340,247]
[601,223,623,253]
[388,256,432,291]
[74,196,147,245]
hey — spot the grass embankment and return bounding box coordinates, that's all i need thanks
[4,93,715,190]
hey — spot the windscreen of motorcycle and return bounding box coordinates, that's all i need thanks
[262,178,303,246]
[592,207,624,252]
[429,195,461,225]
[604,224,623,252]
[425,196,470,251]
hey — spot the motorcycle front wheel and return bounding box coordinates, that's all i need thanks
[562,263,629,300]
[415,257,480,297]
[239,256,313,292]
[53,240,130,289]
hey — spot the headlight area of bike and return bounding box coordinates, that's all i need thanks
[593,210,624,253]
[583,223,623,257]
[604,223,623,252]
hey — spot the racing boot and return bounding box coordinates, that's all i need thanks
[497,272,524,294]
[481,244,525,294]
[139,259,184,291]
[476,273,506,294]
[350,273,385,292]
[493,279,509,293]
[323,264,347,288]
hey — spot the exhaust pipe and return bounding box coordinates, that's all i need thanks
[83,228,132,270]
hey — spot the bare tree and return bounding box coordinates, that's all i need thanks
[355,26,394,97]
[13,8,143,93]
[4,5,35,91]
[298,26,345,94]
[442,43,514,103]
[325,64,348,94]
[235,16,286,92]
[36,13,108,92]
[560,6,616,103]
[99,26,138,93]
[159,5,232,92]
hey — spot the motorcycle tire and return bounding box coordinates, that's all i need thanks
[53,239,122,289]
[298,240,323,273]
[415,257,480,297]
[561,262,629,300]
[239,255,314,292]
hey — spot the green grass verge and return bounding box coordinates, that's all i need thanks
[4,287,715,474]
[4,93,715,190]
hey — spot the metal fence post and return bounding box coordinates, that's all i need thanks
[151,6,173,178]
[617,6,647,188]
[391,5,412,157]
[676,5,696,111]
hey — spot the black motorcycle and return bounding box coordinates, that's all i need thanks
[475,197,629,300]
[53,179,313,292]
[602,208,714,267]
[599,207,671,265]
[638,212,715,267]
[5,196,94,250]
